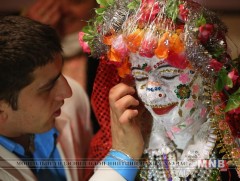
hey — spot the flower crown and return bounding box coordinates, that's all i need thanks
[80,0,239,109]
[80,0,240,174]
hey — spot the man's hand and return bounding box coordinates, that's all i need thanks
[109,83,144,160]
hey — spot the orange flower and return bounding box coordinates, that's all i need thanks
[102,29,116,45]
[103,33,116,45]
[169,33,185,53]
[155,32,170,59]
[124,29,144,53]
[107,47,121,63]
[117,59,131,78]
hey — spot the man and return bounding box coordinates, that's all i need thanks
[0,16,143,181]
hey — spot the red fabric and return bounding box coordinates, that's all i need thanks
[85,58,121,179]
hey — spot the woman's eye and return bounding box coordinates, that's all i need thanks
[134,75,148,81]
[134,76,148,81]
[133,71,148,81]
[161,74,179,80]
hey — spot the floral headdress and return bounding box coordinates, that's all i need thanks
[80,0,240,176]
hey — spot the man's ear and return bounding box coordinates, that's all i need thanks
[0,101,8,122]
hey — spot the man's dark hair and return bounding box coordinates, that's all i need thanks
[0,16,62,110]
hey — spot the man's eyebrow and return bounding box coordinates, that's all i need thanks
[38,72,61,91]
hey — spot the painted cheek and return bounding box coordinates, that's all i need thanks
[179,73,190,84]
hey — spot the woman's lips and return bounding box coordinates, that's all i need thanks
[151,103,178,115]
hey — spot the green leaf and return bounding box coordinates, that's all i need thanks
[215,68,233,91]
[215,77,224,91]
[224,88,240,112]
[107,0,114,6]
[190,108,196,116]
[212,47,224,59]
[83,35,94,41]
[196,14,206,27]
[225,76,233,88]
[96,0,114,7]
[95,8,106,15]
[127,0,140,10]
[82,26,94,34]
[96,0,108,7]
[166,0,180,22]
[95,16,104,24]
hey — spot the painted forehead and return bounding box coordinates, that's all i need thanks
[130,53,187,72]
[130,53,166,68]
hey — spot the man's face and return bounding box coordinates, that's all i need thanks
[2,55,72,137]
[130,54,205,130]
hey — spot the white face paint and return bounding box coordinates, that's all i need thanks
[130,53,207,150]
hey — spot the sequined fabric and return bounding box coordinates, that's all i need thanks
[85,58,121,179]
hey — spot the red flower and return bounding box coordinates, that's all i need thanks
[165,51,189,69]
[139,32,158,58]
[178,4,189,22]
[198,24,214,44]
[138,0,160,25]
[209,59,223,72]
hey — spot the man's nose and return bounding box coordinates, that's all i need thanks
[55,75,72,101]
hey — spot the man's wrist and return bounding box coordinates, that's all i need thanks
[102,149,139,181]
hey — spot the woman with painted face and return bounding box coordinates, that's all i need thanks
[80,0,240,180]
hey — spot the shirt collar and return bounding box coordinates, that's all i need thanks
[33,128,59,159]
[0,128,58,158]
[0,135,25,156]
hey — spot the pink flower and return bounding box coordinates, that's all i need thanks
[214,104,225,115]
[178,4,189,22]
[198,24,214,44]
[200,107,207,118]
[228,69,239,85]
[209,59,223,72]
[79,32,91,53]
[186,117,193,125]
[223,135,234,145]
[192,84,200,94]
[212,91,220,101]
[112,35,129,59]
[139,31,158,58]
[185,100,195,109]
[218,120,229,130]
[166,131,174,140]
[138,0,160,24]
[179,73,190,84]
[171,126,181,133]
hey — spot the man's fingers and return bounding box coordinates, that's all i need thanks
[113,94,139,113]
[119,109,138,124]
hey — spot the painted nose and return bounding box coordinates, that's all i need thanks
[146,81,165,100]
